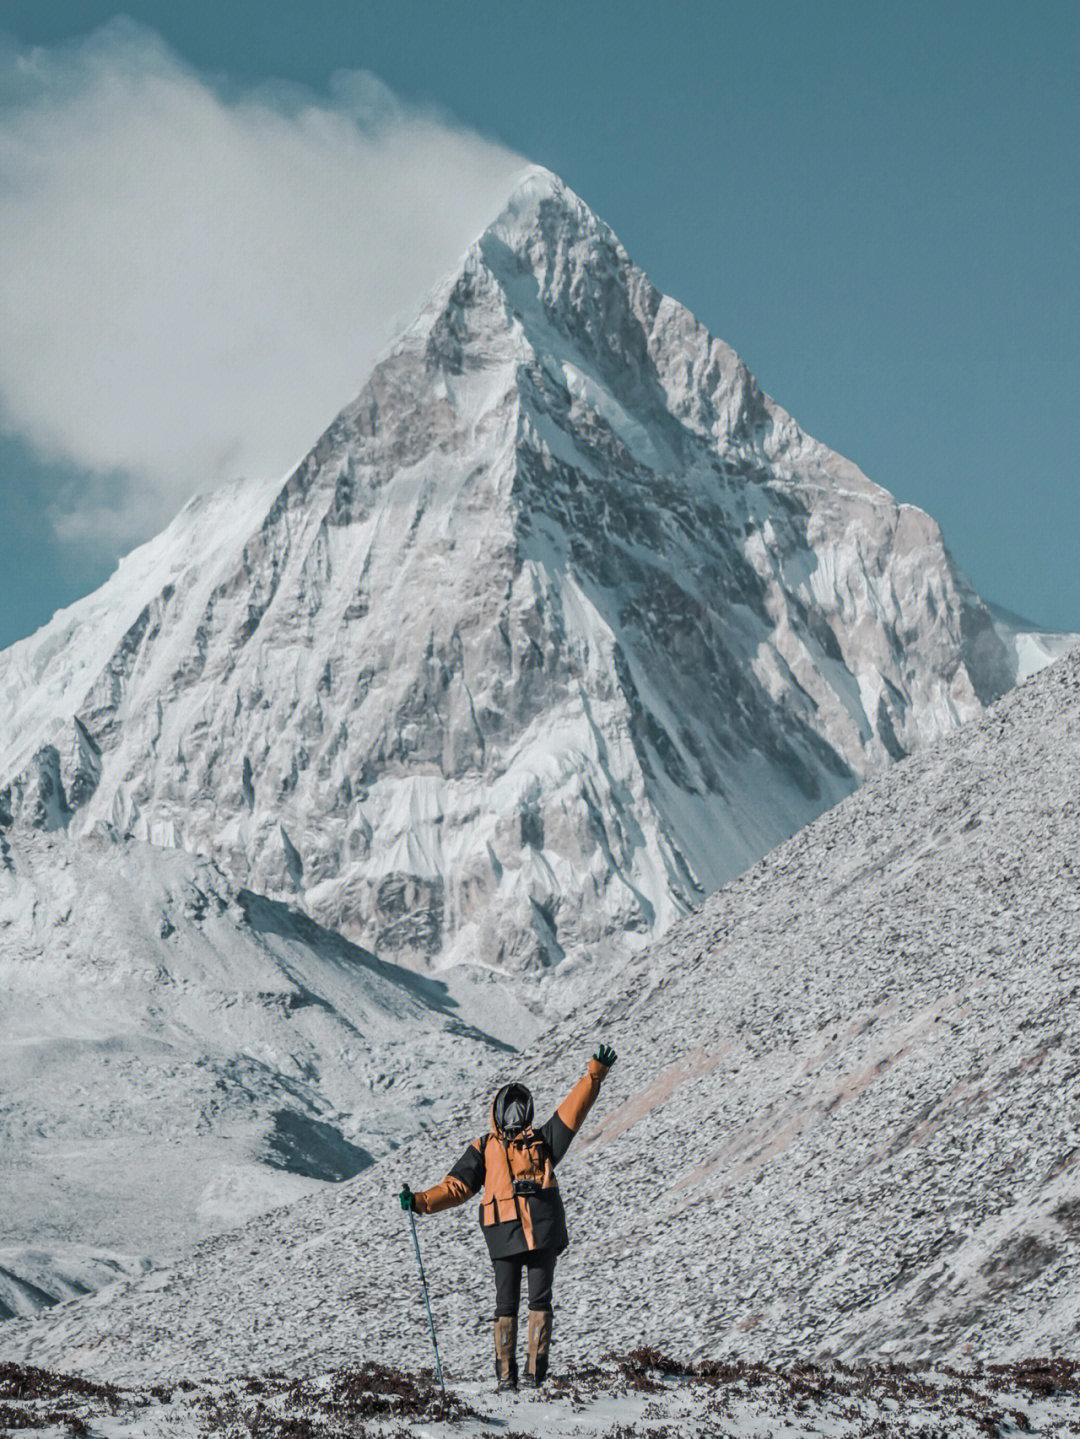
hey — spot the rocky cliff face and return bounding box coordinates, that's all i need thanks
[0,168,1069,977]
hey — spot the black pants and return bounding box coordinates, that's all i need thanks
[492,1248,556,1316]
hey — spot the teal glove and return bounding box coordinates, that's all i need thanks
[399,1184,416,1212]
[594,1044,617,1068]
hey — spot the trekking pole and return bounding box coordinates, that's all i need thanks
[404,1191,446,1395]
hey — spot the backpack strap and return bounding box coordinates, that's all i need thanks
[501,1134,527,1234]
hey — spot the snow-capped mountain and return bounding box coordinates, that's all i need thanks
[1,168,1068,980]
[0,826,511,1317]
[9,646,1080,1379]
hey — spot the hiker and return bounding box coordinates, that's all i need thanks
[399,1043,617,1391]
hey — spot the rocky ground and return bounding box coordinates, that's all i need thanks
[3,1353,1080,1438]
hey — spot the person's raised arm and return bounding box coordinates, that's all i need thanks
[400,1137,485,1214]
[539,1044,616,1165]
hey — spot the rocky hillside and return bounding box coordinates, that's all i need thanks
[2,168,1068,980]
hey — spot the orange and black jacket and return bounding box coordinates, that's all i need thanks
[413,1058,608,1260]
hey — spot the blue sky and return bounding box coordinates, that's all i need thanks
[1,0,1077,646]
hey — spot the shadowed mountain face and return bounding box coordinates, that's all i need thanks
[0,169,1071,983]
[7,648,1080,1380]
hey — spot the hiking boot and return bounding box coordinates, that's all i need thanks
[523,1307,552,1387]
[494,1314,518,1390]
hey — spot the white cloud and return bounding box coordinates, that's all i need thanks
[0,20,524,546]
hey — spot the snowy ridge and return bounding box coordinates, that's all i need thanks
[7,647,1080,1378]
[1,167,1071,981]
[987,599,1078,683]
[0,476,282,786]
[0,828,512,1313]
[0,1248,151,1323]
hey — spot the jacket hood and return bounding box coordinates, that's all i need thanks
[491,1081,534,1136]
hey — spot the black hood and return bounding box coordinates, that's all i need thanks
[492,1081,534,1136]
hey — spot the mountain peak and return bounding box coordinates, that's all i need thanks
[501,162,567,205]
[1,155,1072,988]
[486,163,579,224]
[475,163,619,267]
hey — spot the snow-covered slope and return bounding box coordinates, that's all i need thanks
[8,647,1080,1379]
[2,167,1068,980]
[0,827,511,1315]
[988,600,1077,682]
[0,1249,151,1324]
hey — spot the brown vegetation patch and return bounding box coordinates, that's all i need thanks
[199,1362,480,1436]
[0,1364,120,1406]
[983,1356,1080,1397]
[593,1352,1048,1435]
